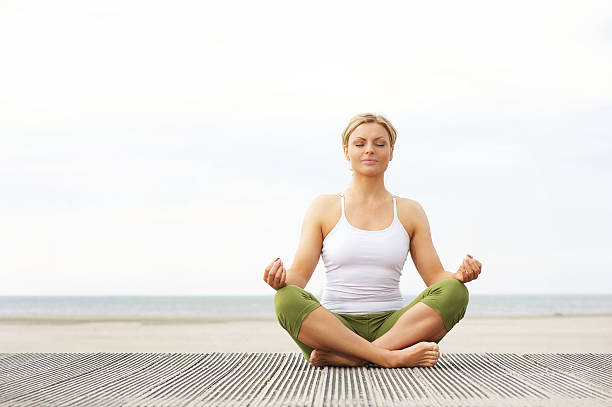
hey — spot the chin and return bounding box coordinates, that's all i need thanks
[356,170,385,177]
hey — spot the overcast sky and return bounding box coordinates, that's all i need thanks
[1,0,611,296]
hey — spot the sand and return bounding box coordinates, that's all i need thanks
[1,315,610,354]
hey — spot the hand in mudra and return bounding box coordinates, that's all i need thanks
[263,258,287,290]
[454,254,482,283]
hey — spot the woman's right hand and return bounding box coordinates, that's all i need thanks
[263,258,287,290]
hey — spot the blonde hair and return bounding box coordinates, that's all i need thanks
[341,113,398,148]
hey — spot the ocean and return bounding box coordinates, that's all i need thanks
[0,294,610,319]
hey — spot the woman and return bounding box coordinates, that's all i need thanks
[263,113,482,368]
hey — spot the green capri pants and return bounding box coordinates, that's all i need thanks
[274,278,469,362]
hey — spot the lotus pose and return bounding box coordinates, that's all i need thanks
[263,113,483,368]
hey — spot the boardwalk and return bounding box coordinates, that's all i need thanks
[0,352,610,406]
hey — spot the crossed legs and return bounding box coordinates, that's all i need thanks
[302,301,446,368]
[274,279,469,368]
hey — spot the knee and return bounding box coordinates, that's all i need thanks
[274,285,308,328]
[429,279,470,333]
[443,278,469,307]
[274,285,301,317]
[435,278,469,314]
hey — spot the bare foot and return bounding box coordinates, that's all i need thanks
[387,342,440,368]
[310,349,368,367]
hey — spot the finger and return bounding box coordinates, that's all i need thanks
[460,260,467,275]
[472,260,481,278]
[267,261,280,285]
[266,268,275,286]
[280,268,286,287]
[469,260,478,276]
[472,262,482,278]
[465,262,474,278]
[460,263,468,277]
[264,258,280,280]
[463,261,472,281]
[266,258,280,271]
[263,263,273,281]
[469,257,482,273]
[273,260,285,286]
[461,266,472,282]
[274,265,284,286]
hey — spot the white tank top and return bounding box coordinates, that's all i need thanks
[320,192,411,314]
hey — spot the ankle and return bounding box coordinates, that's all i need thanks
[379,349,397,368]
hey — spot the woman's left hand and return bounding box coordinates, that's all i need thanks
[454,254,482,283]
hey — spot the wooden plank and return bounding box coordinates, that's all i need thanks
[0,353,610,406]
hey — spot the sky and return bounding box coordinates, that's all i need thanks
[1,0,611,296]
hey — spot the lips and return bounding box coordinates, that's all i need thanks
[361,159,378,163]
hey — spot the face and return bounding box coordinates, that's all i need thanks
[344,122,394,175]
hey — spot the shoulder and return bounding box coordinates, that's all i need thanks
[304,194,342,235]
[303,193,341,220]
[307,193,340,211]
[395,195,424,216]
[394,196,428,237]
[313,192,342,204]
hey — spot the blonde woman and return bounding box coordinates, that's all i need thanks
[263,113,482,368]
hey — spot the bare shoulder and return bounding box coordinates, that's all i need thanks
[395,196,425,238]
[308,193,342,239]
[307,193,340,213]
[311,193,341,204]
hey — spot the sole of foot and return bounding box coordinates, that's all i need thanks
[390,341,440,368]
[310,349,367,367]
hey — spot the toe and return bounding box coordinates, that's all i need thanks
[310,350,319,365]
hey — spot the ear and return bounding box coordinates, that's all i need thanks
[389,145,394,161]
[343,144,349,160]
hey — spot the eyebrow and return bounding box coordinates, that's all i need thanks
[354,137,387,141]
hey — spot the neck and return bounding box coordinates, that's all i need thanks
[346,174,390,204]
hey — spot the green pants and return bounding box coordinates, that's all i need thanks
[274,278,469,362]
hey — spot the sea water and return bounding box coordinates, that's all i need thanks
[0,294,610,318]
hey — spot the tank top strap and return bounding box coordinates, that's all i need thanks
[339,192,345,218]
[392,195,397,219]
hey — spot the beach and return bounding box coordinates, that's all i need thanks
[1,315,610,354]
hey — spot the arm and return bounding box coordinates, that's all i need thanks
[285,195,326,289]
[408,201,456,287]
[263,195,325,290]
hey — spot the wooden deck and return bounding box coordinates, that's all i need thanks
[0,352,610,406]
